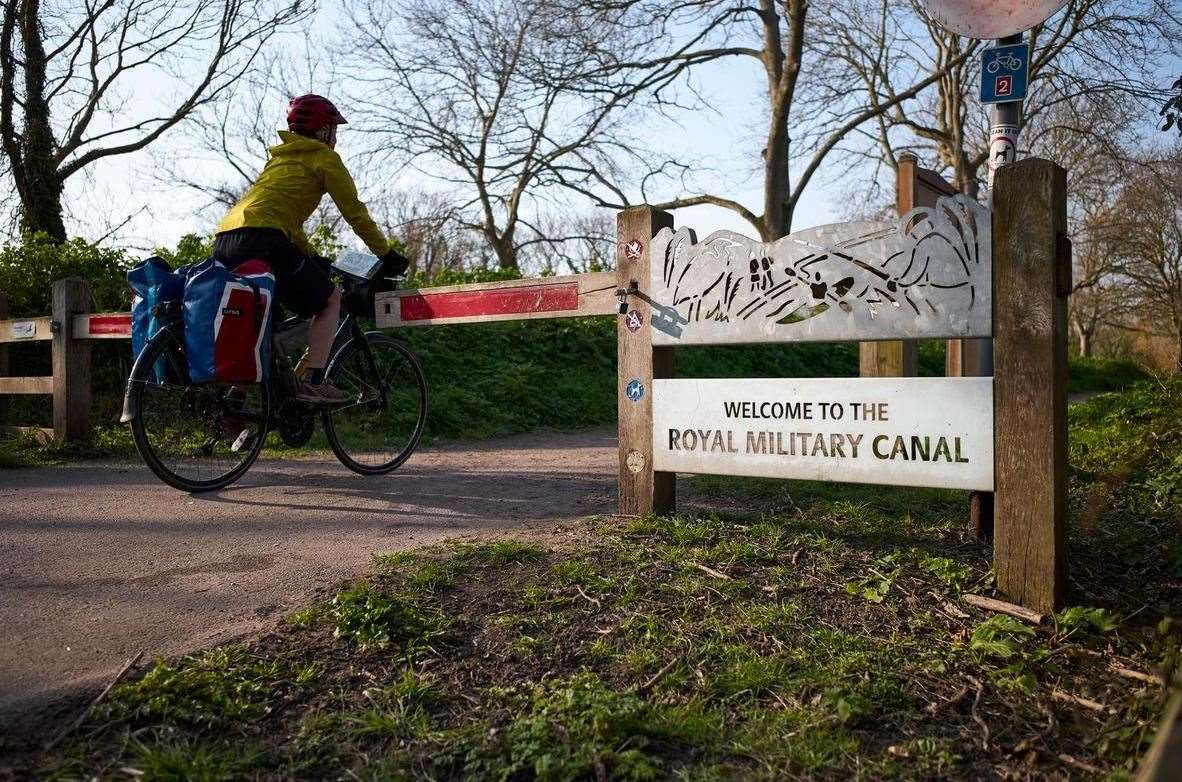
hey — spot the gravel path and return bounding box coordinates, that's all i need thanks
[0,429,616,733]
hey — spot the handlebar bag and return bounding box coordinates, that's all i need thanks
[183,258,275,384]
[127,256,188,380]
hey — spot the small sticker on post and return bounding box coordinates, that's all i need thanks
[988,124,1018,181]
[625,379,645,402]
[626,449,646,473]
[624,310,644,332]
[10,321,36,340]
[623,239,643,262]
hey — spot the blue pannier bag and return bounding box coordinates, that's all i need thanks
[127,257,188,379]
[183,258,275,384]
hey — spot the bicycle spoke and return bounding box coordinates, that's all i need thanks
[325,336,426,473]
[130,330,268,491]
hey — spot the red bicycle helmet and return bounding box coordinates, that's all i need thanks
[286,94,347,134]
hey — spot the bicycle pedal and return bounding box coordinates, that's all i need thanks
[230,429,253,453]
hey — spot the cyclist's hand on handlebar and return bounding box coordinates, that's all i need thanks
[381,248,410,278]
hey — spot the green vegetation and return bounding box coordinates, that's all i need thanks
[19,380,1179,780]
[1068,356,1151,394]
[0,311,1163,466]
[0,226,1166,460]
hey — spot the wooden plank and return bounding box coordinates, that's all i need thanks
[859,339,917,378]
[0,425,54,443]
[52,279,92,442]
[374,272,616,328]
[617,207,675,516]
[652,377,994,491]
[860,152,925,378]
[0,316,52,343]
[993,158,1069,614]
[74,312,131,339]
[917,167,958,198]
[0,376,53,394]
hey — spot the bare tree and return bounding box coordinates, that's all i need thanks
[0,0,312,241]
[151,46,354,241]
[367,188,493,277]
[343,0,709,270]
[549,0,977,241]
[520,211,615,275]
[1093,149,1182,371]
[845,0,1181,200]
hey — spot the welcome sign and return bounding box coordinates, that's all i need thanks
[653,376,993,491]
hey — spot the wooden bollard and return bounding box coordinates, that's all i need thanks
[859,152,922,379]
[616,206,675,517]
[992,158,1069,614]
[52,278,92,442]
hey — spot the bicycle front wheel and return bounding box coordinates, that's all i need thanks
[128,326,270,492]
[323,333,428,475]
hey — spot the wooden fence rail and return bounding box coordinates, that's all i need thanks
[0,279,107,442]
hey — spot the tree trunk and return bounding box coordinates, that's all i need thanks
[19,171,65,240]
[15,0,65,241]
[1079,326,1093,358]
[491,234,518,271]
[762,104,791,242]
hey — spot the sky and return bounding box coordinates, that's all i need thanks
[54,2,839,258]
[49,1,1180,261]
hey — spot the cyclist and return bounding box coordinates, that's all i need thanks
[212,94,408,405]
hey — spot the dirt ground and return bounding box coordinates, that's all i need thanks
[0,428,617,736]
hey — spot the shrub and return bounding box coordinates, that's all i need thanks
[0,233,132,315]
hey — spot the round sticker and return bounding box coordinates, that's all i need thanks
[624,310,644,332]
[626,450,646,474]
[622,239,643,262]
[625,379,645,402]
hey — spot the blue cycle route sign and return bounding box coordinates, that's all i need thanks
[980,42,1030,104]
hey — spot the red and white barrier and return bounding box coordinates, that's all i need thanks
[376,272,617,328]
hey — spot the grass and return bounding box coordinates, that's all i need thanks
[13,379,1180,780]
[0,313,1162,466]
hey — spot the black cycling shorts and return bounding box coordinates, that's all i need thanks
[212,227,335,317]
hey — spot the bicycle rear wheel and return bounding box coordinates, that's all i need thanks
[127,326,270,492]
[323,333,428,475]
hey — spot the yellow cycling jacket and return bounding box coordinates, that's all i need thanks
[216,131,389,258]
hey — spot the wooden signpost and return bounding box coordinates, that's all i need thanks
[628,157,1068,613]
[616,207,676,516]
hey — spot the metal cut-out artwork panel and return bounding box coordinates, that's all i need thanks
[648,194,991,346]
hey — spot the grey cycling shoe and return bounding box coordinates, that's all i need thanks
[296,381,352,406]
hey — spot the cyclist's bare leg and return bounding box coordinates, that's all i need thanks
[297,286,351,405]
[307,286,342,371]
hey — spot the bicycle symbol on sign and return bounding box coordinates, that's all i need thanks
[986,52,1023,74]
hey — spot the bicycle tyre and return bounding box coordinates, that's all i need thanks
[128,326,270,492]
[322,332,428,475]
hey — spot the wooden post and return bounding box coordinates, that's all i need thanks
[993,158,1068,614]
[617,206,675,517]
[859,153,921,378]
[52,278,91,442]
[858,340,916,377]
